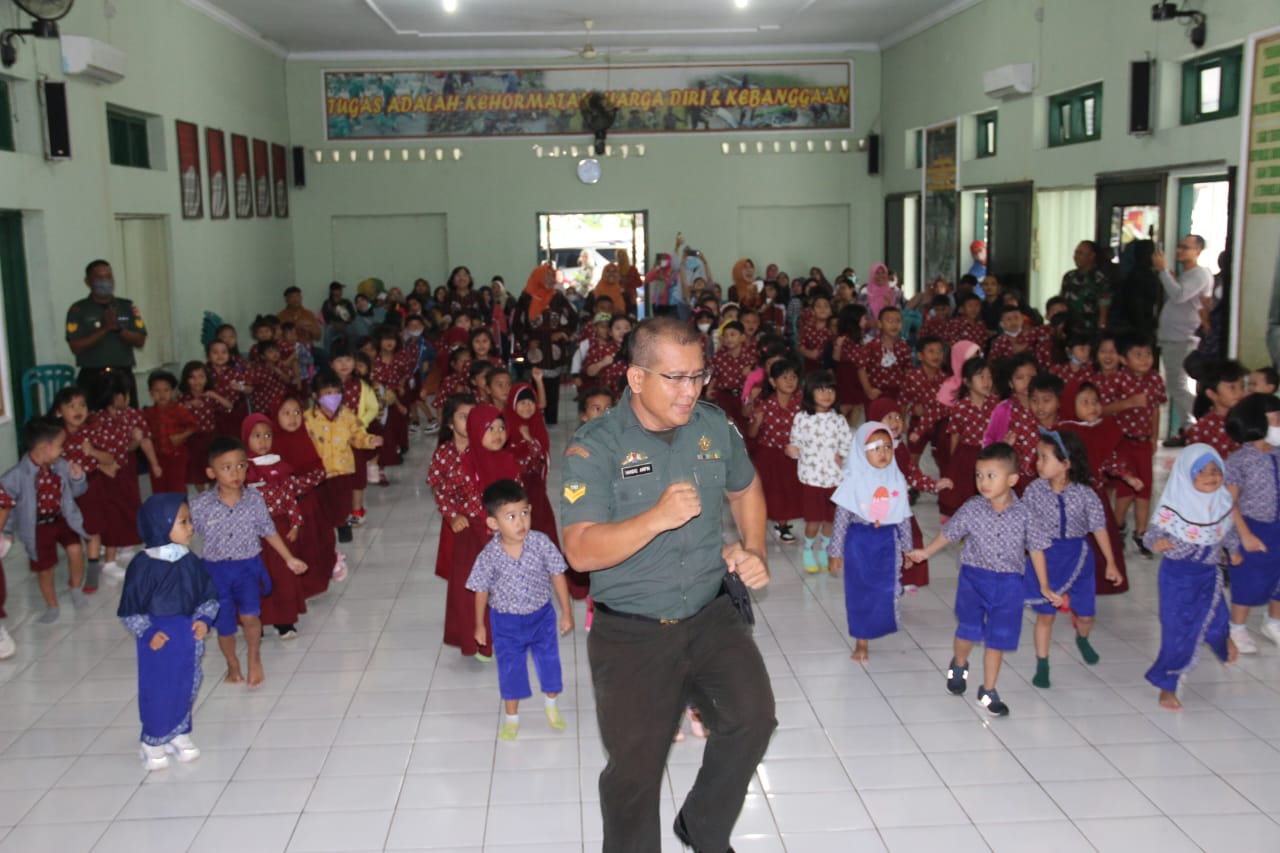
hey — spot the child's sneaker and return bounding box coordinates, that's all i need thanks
[102,561,126,580]
[38,606,60,624]
[140,743,170,770]
[164,734,200,762]
[545,704,566,730]
[977,686,1009,716]
[816,538,830,570]
[69,588,89,609]
[1075,634,1101,665]
[803,541,819,573]
[946,658,969,695]
[332,553,349,582]
[1262,619,1280,648]
[348,510,366,528]
[0,625,15,660]
[498,719,519,741]
[1133,531,1154,559]
[1231,627,1259,655]
[773,523,797,544]
[337,525,353,544]
[1033,657,1051,689]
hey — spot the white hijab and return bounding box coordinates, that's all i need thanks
[831,421,912,525]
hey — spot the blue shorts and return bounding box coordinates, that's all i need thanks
[490,602,563,702]
[1233,517,1280,607]
[205,556,267,635]
[955,564,1025,652]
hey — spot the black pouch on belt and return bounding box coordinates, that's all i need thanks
[721,571,755,626]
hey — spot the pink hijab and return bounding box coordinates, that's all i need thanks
[864,263,895,319]
[936,340,982,408]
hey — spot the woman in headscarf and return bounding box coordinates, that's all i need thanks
[272,396,333,600]
[592,263,626,315]
[646,252,681,316]
[510,264,575,425]
[861,263,899,319]
[615,248,643,316]
[242,414,309,639]
[118,493,220,770]
[730,258,762,309]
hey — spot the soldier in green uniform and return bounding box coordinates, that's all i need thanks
[561,316,775,853]
[65,259,147,405]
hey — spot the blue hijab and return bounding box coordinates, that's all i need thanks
[117,494,219,620]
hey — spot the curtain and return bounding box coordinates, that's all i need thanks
[1031,188,1096,311]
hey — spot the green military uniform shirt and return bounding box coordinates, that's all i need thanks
[65,296,146,369]
[560,389,756,621]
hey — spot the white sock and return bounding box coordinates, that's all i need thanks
[504,713,519,724]
[544,696,558,708]
[1230,623,1248,633]
[1268,617,1280,628]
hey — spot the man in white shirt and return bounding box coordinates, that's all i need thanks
[1156,235,1213,445]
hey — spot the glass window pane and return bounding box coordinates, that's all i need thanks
[0,82,13,152]
[1059,103,1072,140]
[1199,64,1222,114]
[1083,96,1096,136]
[984,120,995,154]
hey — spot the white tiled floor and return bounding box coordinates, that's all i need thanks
[1,402,1279,852]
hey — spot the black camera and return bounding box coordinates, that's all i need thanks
[1151,2,1178,21]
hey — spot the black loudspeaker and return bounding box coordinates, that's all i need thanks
[867,133,880,175]
[1129,60,1154,135]
[292,145,306,187]
[39,81,71,160]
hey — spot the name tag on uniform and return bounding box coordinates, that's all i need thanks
[621,462,654,478]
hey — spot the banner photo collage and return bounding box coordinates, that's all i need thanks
[174,120,290,220]
[323,61,852,140]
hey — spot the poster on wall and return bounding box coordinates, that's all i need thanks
[175,120,202,220]
[252,138,271,218]
[1240,28,1280,368]
[231,133,252,219]
[323,62,852,140]
[271,143,289,219]
[205,128,228,220]
[923,122,959,286]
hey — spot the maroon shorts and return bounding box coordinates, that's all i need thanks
[31,516,81,572]
[800,484,836,523]
[1114,437,1154,499]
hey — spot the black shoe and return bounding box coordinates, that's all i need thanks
[1162,434,1188,448]
[673,810,735,853]
[1133,531,1153,559]
[977,686,1009,716]
[946,658,969,695]
[908,488,920,507]
[337,524,353,543]
[773,523,797,544]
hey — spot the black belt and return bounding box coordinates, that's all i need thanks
[594,586,729,626]
[36,514,62,525]
[1123,435,1152,442]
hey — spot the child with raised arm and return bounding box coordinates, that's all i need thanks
[468,479,573,741]
[907,443,1059,716]
[118,494,219,770]
[1144,445,1241,709]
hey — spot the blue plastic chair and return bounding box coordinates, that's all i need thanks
[21,364,76,421]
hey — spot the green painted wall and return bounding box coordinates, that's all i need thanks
[282,53,884,298]
[0,0,290,470]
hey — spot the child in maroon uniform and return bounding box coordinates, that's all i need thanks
[583,315,632,397]
[987,354,1040,489]
[372,325,412,469]
[178,361,227,490]
[749,359,803,543]
[207,339,252,437]
[946,293,989,349]
[939,358,997,518]
[858,306,912,402]
[707,321,754,429]
[431,346,473,420]
[273,397,332,600]
[504,379,557,549]
[1185,359,1247,459]
[901,335,949,471]
[1049,334,1096,383]
[48,386,118,591]
[248,340,292,417]
[987,304,1038,362]
[143,370,198,495]
[797,294,834,375]
[1102,336,1167,554]
[429,394,478,581]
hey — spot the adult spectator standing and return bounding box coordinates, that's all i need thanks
[1060,240,1112,333]
[66,259,146,405]
[1113,240,1160,339]
[561,316,775,853]
[510,264,575,424]
[277,286,323,343]
[1157,235,1213,446]
[966,240,988,283]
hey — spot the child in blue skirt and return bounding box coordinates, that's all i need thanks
[827,421,913,662]
[1144,444,1241,709]
[1223,393,1280,653]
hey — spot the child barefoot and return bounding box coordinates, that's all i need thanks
[118,494,219,769]
[1144,445,1241,709]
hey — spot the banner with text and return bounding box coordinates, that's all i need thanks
[323,62,851,140]
[1241,30,1280,367]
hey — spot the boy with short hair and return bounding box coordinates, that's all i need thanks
[1248,366,1279,396]
[1185,359,1247,459]
[707,321,753,428]
[190,437,307,687]
[1028,373,1065,430]
[902,335,949,469]
[1102,336,1167,553]
[577,387,615,423]
[907,443,1057,716]
[946,293,989,348]
[467,479,573,741]
[918,295,953,341]
[987,304,1035,361]
[0,417,90,624]
[143,370,198,495]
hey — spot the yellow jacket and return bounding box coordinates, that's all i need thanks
[357,381,380,427]
[304,406,378,476]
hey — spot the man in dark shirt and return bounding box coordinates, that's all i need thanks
[65,259,147,405]
[320,281,355,349]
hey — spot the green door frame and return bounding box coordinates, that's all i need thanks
[0,210,36,448]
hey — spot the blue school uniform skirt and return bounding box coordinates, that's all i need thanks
[1024,536,1096,617]
[843,522,900,641]
[1232,517,1280,607]
[137,614,204,745]
[1145,555,1229,693]
[490,602,563,701]
[955,565,1025,651]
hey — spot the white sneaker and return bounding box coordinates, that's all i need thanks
[102,561,126,579]
[164,734,200,762]
[1261,620,1280,648]
[0,625,15,660]
[1231,627,1259,655]
[140,743,170,770]
[115,548,135,563]
[332,553,348,582]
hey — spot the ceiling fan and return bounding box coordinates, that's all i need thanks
[2,0,74,67]
[568,19,647,62]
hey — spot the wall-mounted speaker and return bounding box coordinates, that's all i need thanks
[867,133,880,175]
[292,145,306,188]
[1129,60,1154,135]
[39,81,71,160]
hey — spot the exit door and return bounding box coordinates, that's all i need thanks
[0,211,35,437]
[986,183,1033,299]
[1096,174,1166,264]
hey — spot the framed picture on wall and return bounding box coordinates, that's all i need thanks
[231,133,252,218]
[271,143,289,218]
[175,120,203,219]
[252,138,271,217]
[206,128,229,220]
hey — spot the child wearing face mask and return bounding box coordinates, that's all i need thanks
[304,370,383,554]
[827,423,914,662]
[1223,394,1280,653]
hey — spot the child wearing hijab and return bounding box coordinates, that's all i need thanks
[504,377,565,558]
[1022,430,1122,689]
[1222,394,1280,652]
[1143,445,1242,709]
[272,397,333,600]
[827,422,914,661]
[242,414,309,640]
[118,494,219,770]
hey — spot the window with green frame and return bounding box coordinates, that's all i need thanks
[1048,83,1102,147]
[976,111,997,158]
[107,108,150,168]
[914,129,923,169]
[1181,46,1243,124]
[0,81,14,152]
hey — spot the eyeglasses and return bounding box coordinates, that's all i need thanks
[633,364,712,388]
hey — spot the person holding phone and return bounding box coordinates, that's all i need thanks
[1156,235,1213,446]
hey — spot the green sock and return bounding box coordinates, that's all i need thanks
[1032,656,1050,689]
[1076,634,1100,665]
[803,537,816,567]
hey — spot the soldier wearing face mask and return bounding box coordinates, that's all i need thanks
[65,259,147,406]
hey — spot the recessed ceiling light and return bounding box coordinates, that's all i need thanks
[734,0,749,8]
[443,0,458,12]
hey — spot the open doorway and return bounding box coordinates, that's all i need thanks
[537,211,647,313]
[1177,176,1231,275]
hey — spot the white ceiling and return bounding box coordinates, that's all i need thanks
[191,0,978,58]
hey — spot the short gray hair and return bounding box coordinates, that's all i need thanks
[630,317,703,368]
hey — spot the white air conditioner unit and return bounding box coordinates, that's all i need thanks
[983,63,1033,99]
[61,36,127,84]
